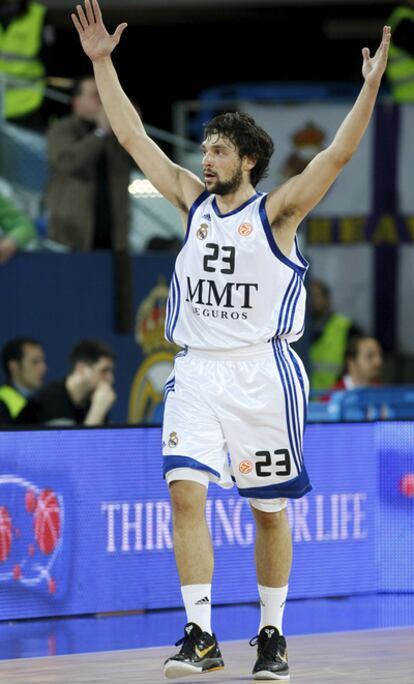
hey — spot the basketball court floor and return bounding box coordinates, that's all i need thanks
[0,595,413,683]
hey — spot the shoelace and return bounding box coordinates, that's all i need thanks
[249,633,281,660]
[174,628,198,656]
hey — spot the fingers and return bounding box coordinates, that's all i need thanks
[92,0,102,21]
[113,22,128,43]
[362,47,370,61]
[84,0,95,24]
[71,12,83,33]
[76,4,89,30]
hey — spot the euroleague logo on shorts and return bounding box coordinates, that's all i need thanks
[238,223,253,237]
[168,431,179,448]
[239,460,253,474]
[197,223,208,240]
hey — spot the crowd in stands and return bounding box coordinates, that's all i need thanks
[0,337,116,426]
[0,1,413,426]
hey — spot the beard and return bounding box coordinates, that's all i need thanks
[209,165,243,196]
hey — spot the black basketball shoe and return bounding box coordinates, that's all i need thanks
[250,626,290,680]
[163,622,224,679]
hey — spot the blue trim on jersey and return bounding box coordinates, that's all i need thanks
[165,273,177,342]
[163,456,220,480]
[170,272,181,342]
[183,190,210,245]
[280,273,300,336]
[165,291,172,341]
[237,468,312,499]
[277,340,303,466]
[259,196,307,278]
[212,192,262,218]
[294,235,309,270]
[286,275,302,335]
[272,339,301,474]
[275,273,296,338]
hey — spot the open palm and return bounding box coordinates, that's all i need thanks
[71,0,127,61]
[362,26,391,86]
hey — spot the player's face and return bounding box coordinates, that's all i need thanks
[353,338,383,383]
[14,344,47,391]
[201,136,244,195]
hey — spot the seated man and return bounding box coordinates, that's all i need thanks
[16,339,116,426]
[0,337,46,424]
[332,334,383,391]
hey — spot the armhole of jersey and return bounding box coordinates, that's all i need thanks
[258,195,308,278]
[294,235,309,271]
[183,190,210,245]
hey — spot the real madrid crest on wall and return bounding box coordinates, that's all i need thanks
[128,276,179,424]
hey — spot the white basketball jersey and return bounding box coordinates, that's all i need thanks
[165,191,309,350]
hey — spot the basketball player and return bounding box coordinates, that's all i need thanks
[72,2,390,679]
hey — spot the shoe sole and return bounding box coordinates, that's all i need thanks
[164,659,224,679]
[253,670,290,681]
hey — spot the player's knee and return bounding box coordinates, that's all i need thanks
[252,506,286,530]
[169,480,207,519]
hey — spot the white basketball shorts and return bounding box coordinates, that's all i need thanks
[162,340,312,510]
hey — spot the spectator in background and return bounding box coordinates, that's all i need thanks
[16,339,116,426]
[0,337,46,423]
[309,280,362,390]
[0,0,55,130]
[387,1,414,102]
[45,75,133,332]
[0,191,36,263]
[331,335,384,391]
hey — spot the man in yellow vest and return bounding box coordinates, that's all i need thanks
[387,1,414,101]
[309,280,362,390]
[0,336,47,423]
[0,0,54,126]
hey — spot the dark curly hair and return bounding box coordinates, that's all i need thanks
[203,112,274,187]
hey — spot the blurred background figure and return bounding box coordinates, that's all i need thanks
[45,75,133,332]
[16,338,116,426]
[0,190,36,263]
[0,336,46,423]
[0,0,55,130]
[387,0,414,102]
[331,334,384,391]
[309,279,363,390]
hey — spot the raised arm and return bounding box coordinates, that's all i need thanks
[71,0,204,213]
[266,26,391,228]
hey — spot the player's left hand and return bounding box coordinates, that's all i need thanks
[362,26,391,86]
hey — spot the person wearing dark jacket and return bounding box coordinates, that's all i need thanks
[46,75,133,331]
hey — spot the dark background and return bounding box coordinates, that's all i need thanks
[46,1,396,133]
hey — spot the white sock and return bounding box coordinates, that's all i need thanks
[181,584,212,634]
[258,584,288,634]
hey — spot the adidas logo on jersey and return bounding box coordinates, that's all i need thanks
[202,213,211,221]
[195,596,210,605]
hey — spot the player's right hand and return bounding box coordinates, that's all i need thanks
[71,0,127,62]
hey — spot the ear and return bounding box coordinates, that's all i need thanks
[242,155,257,172]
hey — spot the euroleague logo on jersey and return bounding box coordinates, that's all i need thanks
[238,223,253,236]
